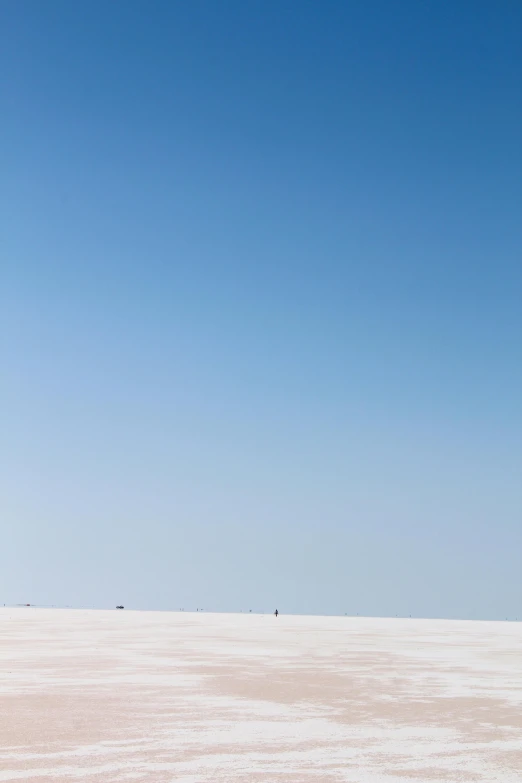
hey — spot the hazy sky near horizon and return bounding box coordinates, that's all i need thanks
[1,1,521,619]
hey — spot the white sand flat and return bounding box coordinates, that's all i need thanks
[0,609,520,782]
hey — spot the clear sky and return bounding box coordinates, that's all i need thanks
[1,1,521,619]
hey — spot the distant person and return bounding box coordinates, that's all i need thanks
[274,609,279,617]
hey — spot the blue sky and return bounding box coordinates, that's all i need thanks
[1,1,521,618]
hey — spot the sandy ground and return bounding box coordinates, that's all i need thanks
[0,609,520,782]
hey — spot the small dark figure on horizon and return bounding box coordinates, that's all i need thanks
[274,609,279,617]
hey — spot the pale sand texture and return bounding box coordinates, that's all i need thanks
[0,609,520,782]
